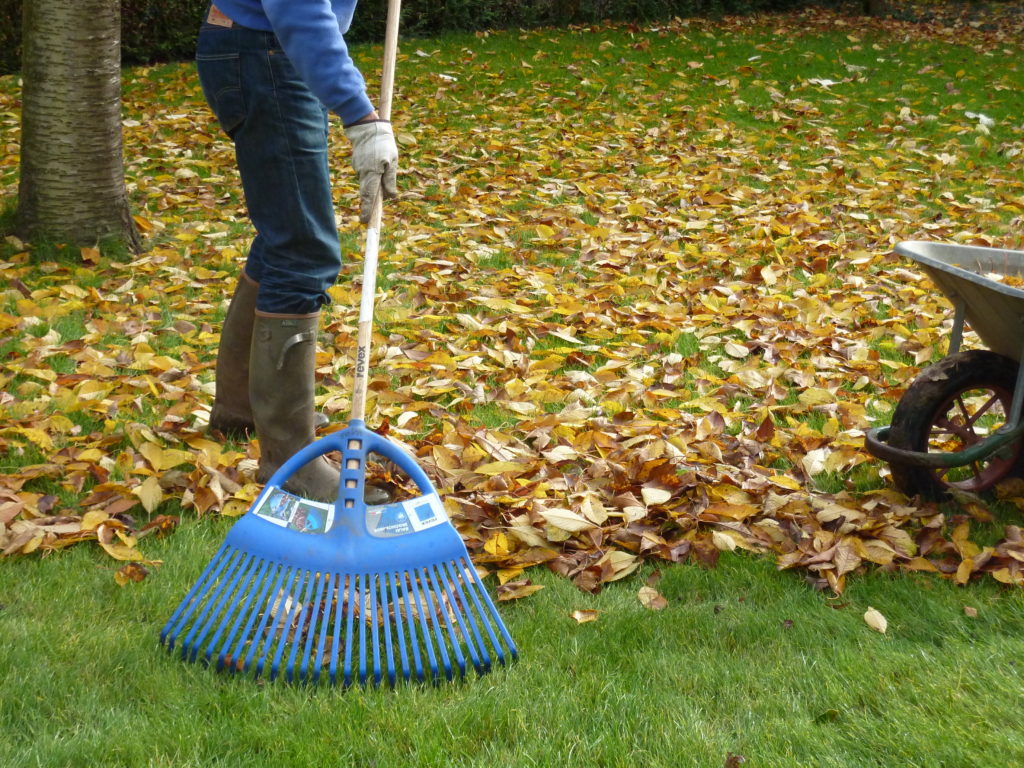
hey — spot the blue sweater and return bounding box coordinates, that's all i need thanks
[212,0,374,125]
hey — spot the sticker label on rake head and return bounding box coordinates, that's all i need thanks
[366,495,448,538]
[252,488,334,534]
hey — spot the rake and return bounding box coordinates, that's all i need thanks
[160,0,517,685]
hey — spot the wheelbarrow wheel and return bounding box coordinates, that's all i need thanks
[887,349,1023,501]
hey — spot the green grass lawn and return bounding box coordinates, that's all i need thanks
[3,516,1024,767]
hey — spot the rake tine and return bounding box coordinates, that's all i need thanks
[285,569,319,682]
[215,557,272,671]
[331,573,348,686]
[342,573,358,687]
[428,562,469,677]
[201,553,260,664]
[302,571,331,683]
[400,572,425,682]
[407,569,437,681]
[265,568,304,680]
[460,561,512,667]
[369,573,382,686]
[356,573,370,686]
[379,572,397,686]
[441,559,489,673]
[161,542,231,650]
[465,556,518,663]
[401,573,430,679]
[242,563,290,675]
[389,572,411,683]
[270,569,308,681]
[411,566,447,681]
[422,565,459,680]
[182,549,249,663]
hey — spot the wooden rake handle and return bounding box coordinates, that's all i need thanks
[350,0,401,423]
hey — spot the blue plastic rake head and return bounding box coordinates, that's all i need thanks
[160,420,517,686]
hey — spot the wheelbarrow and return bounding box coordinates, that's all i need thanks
[865,240,1024,501]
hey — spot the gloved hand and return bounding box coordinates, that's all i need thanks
[344,120,398,224]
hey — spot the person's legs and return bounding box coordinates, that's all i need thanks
[193,27,333,438]
[196,26,387,504]
[230,31,340,314]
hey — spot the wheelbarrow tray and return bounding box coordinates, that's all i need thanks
[896,240,1024,362]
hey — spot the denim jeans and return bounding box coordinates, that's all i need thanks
[196,23,341,315]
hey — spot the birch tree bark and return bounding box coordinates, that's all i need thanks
[16,0,142,252]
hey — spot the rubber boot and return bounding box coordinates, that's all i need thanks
[209,273,260,437]
[208,273,328,437]
[250,312,391,505]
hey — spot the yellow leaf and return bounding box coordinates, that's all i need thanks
[133,476,164,514]
[595,550,639,581]
[1,427,54,451]
[221,499,250,518]
[863,606,888,634]
[496,567,525,585]
[641,487,672,506]
[570,609,600,623]
[474,460,528,476]
[542,445,579,463]
[724,341,749,358]
[768,474,802,491]
[951,521,980,559]
[797,388,836,408]
[904,556,938,572]
[955,557,974,585]
[484,531,511,557]
[140,442,193,471]
[711,530,738,552]
[991,568,1023,585]
[99,538,156,563]
[538,507,595,533]
[81,511,110,531]
[22,532,44,555]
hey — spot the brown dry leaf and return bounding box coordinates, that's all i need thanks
[638,585,668,611]
[114,562,151,586]
[496,579,545,602]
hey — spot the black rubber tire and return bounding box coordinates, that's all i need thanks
[887,349,1024,501]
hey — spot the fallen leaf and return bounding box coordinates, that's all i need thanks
[496,579,545,602]
[863,606,888,634]
[638,585,668,610]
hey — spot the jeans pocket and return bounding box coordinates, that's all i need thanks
[196,53,246,137]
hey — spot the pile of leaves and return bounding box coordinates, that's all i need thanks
[2,7,1024,597]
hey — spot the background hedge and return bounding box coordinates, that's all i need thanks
[0,0,811,76]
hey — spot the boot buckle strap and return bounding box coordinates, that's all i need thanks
[276,330,316,371]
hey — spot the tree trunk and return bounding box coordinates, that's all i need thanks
[16,0,141,252]
[863,0,888,17]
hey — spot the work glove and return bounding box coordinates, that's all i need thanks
[344,120,399,224]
